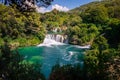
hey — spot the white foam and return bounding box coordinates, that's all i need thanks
[75,45,90,49]
[69,51,74,56]
[62,51,75,61]
[37,34,90,49]
[37,38,66,47]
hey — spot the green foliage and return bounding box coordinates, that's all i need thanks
[0,4,45,47]
[67,24,99,45]
[71,0,120,19]
[69,0,120,48]
[105,18,120,47]
[49,64,84,80]
[40,10,82,34]
[40,10,70,30]
[81,5,109,24]
[84,35,120,80]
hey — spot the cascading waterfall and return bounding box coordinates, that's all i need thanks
[21,28,90,79]
[42,27,68,44]
[44,34,68,44]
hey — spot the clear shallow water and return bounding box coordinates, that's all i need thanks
[18,35,90,79]
[18,44,87,78]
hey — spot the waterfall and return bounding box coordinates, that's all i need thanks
[44,34,68,43]
[45,27,68,43]
[37,27,68,47]
[37,34,68,47]
[52,27,62,33]
[38,34,90,48]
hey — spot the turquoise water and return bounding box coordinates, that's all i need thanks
[18,44,86,78]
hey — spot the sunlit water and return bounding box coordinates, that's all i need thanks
[18,35,90,79]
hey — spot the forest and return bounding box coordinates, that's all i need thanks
[0,0,120,80]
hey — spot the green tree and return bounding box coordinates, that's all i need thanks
[67,24,99,46]
[0,4,45,47]
[84,36,113,80]
[49,64,84,80]
[81,5,109,25]
[105,18,120,48]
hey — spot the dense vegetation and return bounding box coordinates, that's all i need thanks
[0,0,120,80]
[49,64,84,80]
[0,4,45,47]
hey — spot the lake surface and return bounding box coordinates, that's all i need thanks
[18,34,90,79]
